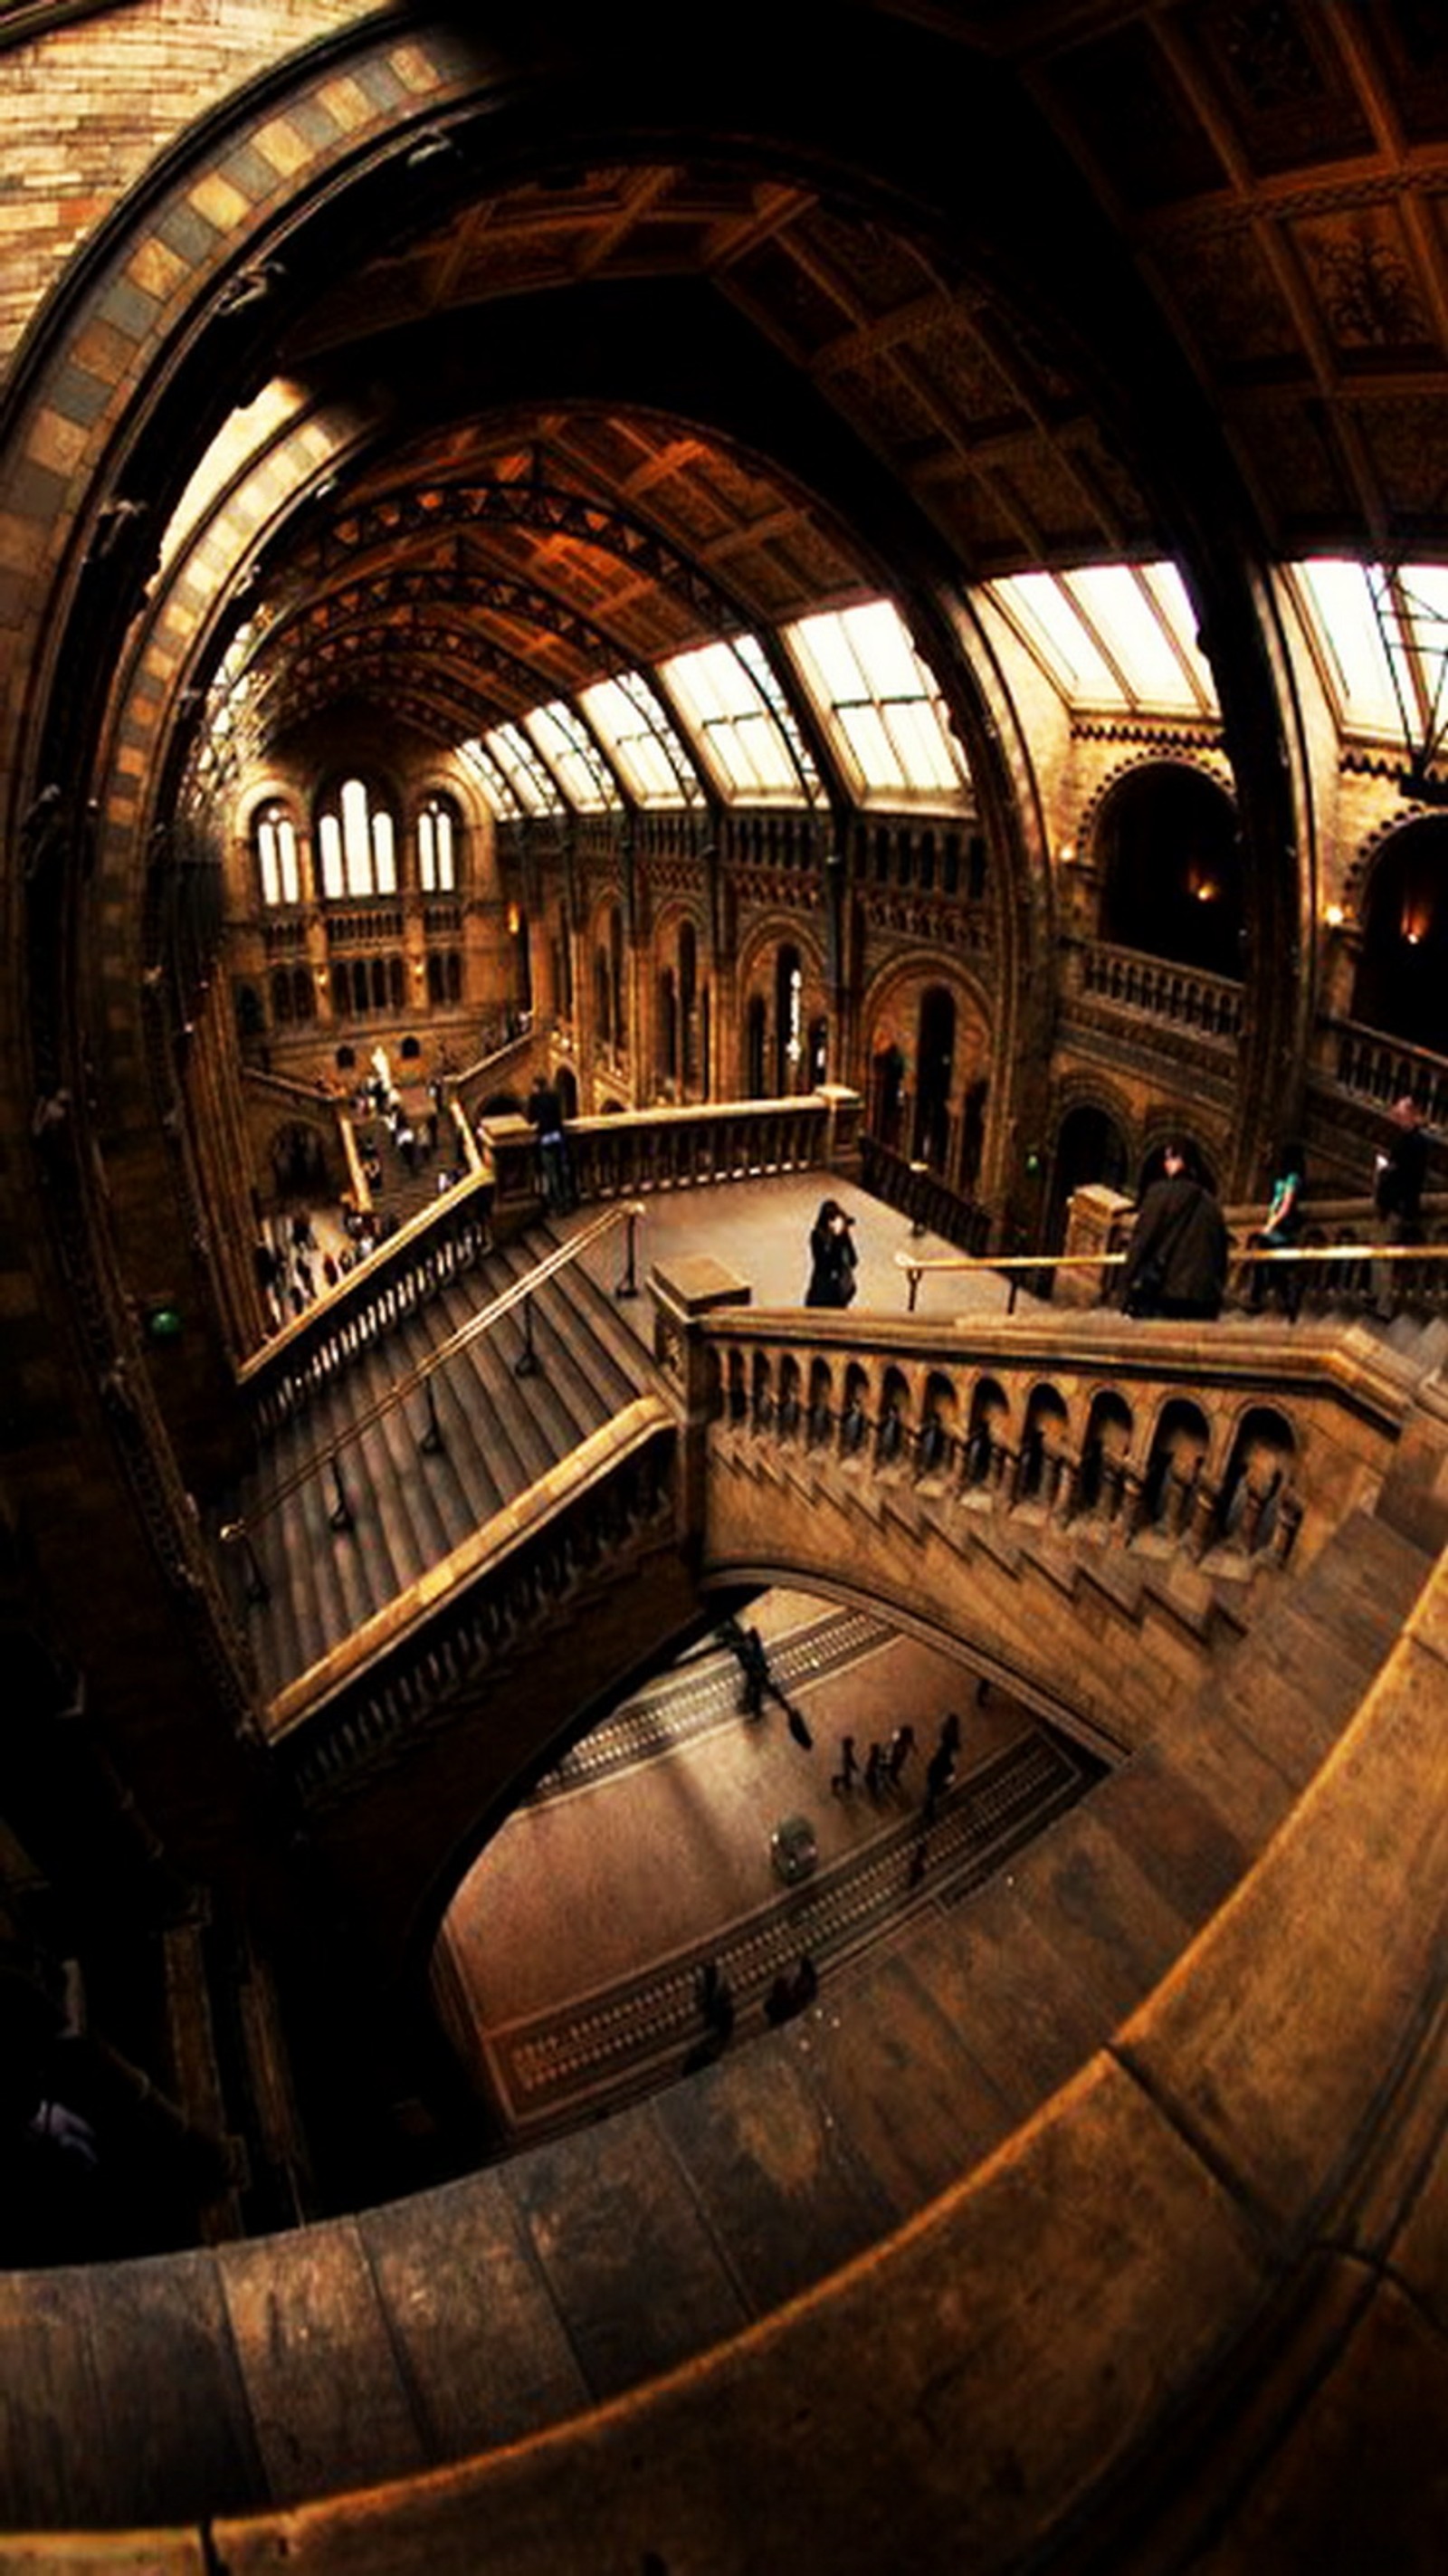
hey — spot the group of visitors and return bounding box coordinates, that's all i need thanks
[1118,1095,1431,1323]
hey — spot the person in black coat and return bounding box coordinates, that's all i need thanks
[1119,1144,1229,1321]
[805,1198,859,1307]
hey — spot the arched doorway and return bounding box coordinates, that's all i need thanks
[913,985,956,1170]
[1097,765,1243,979]
[1351,818,1448,1052]
[871,1043,906,1151]
[1046,1104,1130,1252]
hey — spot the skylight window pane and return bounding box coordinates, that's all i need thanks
[1295,561,1399,732]
[459,738,522,818]
[526,701,619,813]
[836,701,906,792]
[1062,568,1188,706]
[786,601,968,803]
[1138,562,1217,707]
[797,616,866,701]
[578,674,699,807]
[883,697,960,791]
[662,641,807,804]
[486,723,563,815]
[844,599,923,697]
[990,573,1124,700]
[1394,565,1448,744]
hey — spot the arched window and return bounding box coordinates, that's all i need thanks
[610,906,626,1056]
[417,794,459,893]
[316,777,398,902]
[680,921,699,1092]
[775,944,804,1093]
[746,993,768,1098]
[253,801,300,908]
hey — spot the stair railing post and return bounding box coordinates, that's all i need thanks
[515,1291,539,1378]
[419,1374,444,1455]
[615,1201,643,1301]
[328,1450,354,1532]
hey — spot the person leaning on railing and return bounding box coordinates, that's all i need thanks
[1246,1140,1306,1317]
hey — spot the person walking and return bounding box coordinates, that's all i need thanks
[1119,1143,1229,1321]
[922,1738,956,1826]
[805,1198,859,1308]
[831,1734,858,1795]
[862,1740,888,1798]
[886,1722,916,1785]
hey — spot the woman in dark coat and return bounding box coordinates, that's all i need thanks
[805,1197,859,1308]
[1119,1144,1228,1321]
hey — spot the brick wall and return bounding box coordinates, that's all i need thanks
[0,0,376,367]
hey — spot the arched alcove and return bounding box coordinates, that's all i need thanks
[1351,816,1448,1052]
[1096,765,1243,979]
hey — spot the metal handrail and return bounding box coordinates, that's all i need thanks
[223,1201,645,1544]
[895,1239,1448,1314]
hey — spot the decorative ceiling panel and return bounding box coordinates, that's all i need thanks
[825,349,949,459]
[790,206,938,320]
[1233,394,1359,539]
[1356,393,1448,523]
[903,311,1031,441]
[1191,0,1375,175]
[1044,23,1232,209]
[723,239,855,358]
[1291,204,1438,364]
[1152,219,1304,375]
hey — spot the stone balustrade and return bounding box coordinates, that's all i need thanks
[1073,939,1243,1040]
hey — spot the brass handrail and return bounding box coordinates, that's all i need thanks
[224,1201,645,1538]
[894,1239,1448,1313]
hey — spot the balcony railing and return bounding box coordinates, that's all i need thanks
[858,1138,990,1255]
[481,1089,861,1218]
[1321,1017,1448,1126]
[1072,940,1243,1042]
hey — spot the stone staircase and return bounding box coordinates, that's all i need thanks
[224,1223,654,1703]
[709,1429,1264,1754]
[0,1488,1432,2547]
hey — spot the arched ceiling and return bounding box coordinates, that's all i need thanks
[100,1,1448,791]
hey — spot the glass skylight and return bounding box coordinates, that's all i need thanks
[525,701,621,813]
[482,723,565,816]
[1291,559,1448,758]
[459,737,524,819]
[786,601,968,802]
[660,639,812,804]
[985,564,1217,715]
[578,672,704,806]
